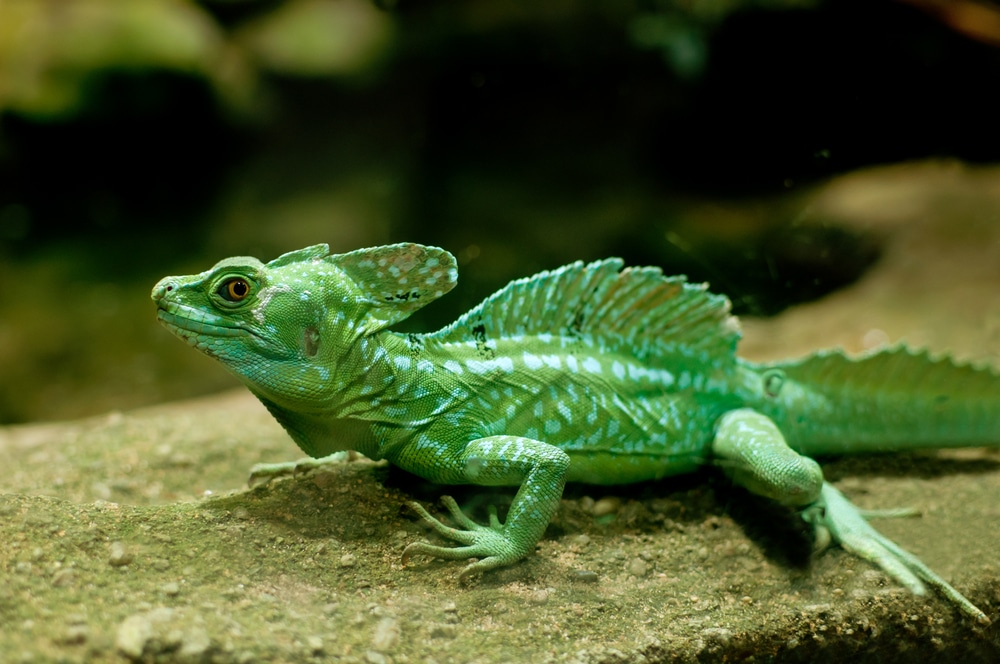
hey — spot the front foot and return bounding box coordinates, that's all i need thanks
[402,496,531,581]
[803,482,990,625]
[248,451,352,488]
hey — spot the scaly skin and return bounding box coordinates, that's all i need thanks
[152,242,997,624]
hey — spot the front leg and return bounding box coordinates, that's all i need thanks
[399,435,570,580]
[247,451,354,487]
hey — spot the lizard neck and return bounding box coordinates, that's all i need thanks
[244,329,446,460]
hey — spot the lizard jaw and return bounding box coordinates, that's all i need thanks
[155,302,293,362]
[156,303,249,339]
[155,303,258,360]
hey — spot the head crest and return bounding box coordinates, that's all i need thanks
[267,243,458,332]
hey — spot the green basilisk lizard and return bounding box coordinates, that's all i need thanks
[152,242,997,624]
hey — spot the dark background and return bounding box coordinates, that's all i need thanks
[1,0,998,423]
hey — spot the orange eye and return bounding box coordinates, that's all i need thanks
[219,278,251,302]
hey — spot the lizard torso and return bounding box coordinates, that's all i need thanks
[152,242,998,624]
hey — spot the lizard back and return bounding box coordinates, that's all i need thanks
[408,258,747,483]
[428,257,742,360]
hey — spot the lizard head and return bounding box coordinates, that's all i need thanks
[151,243,458,403]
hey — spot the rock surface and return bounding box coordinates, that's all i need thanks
[3,162,1000,662]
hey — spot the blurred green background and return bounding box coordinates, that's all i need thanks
[1,0,998,424]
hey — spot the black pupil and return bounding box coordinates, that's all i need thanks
[226,279,248,300]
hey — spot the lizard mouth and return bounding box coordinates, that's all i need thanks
[156,302,250,339]
[155,300,293,360]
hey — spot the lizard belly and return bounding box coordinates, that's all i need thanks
[564,449,703,485]
[503,390,718,485]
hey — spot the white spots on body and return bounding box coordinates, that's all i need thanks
[251,284,294,324]
[658,369,676,387]
[582,357,602,374]
[677,371,690,390]
[465,359,488,375]
[385,405,409,417]
[612,361,626,381]
[465,357,515,374]
[625,363,675,387]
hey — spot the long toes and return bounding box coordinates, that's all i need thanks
[293,451,350,477]
[458,557,503,583]
[439,496,484,531]
[402,541,480,564]
[247,463,296,488]
[857,506,921,519]
[407,502,478,541]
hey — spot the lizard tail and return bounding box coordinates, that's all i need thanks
[747,346,1000,456]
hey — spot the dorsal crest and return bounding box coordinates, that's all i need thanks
[430,258,740,360]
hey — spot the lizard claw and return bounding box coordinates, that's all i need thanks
[248,452,352,488]
[803,483,990,625]
[248,462,296,488]
[401,497,527,578]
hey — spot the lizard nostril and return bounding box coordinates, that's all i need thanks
[152,279,178,302]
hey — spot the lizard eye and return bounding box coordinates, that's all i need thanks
[218,277,252,303]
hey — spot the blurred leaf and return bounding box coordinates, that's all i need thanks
[235,0,395,77]
[0,0,255,118]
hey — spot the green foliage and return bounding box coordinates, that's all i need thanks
[0,0,395,119]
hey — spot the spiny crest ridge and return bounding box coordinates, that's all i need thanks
[765,345,1000,399]
[432,258,740,358]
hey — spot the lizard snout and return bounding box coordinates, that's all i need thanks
[151,278,179,303]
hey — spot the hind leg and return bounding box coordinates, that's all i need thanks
[712,408,989,624]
